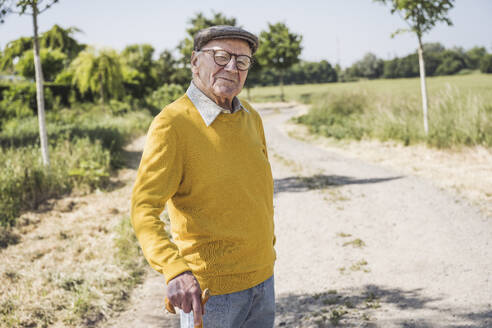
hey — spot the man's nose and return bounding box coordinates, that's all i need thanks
[223,56,239,72]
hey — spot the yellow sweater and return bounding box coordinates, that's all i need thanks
[130,94,276,295]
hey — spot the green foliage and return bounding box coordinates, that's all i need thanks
[256,22,302,100]
[247,60,337,88]
[480,54,492,74]
[0,107,152,226]
[121,44,157,98]
[294,85,492,148]
[15,48,66,81]
[435,49,465,75]
[0,37,32,72]
[374,0,455,39]
[295,92,367,140]
[465,46,487,70]
[40,24,85,60]
[146,83,185,115]
[0,83,54,127]
[256,22,303,71]
[350,53,384,79]
[154,50,190,87]
[0,137,109,227]
[71,47,124,103]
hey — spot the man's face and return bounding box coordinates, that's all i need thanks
[191,38,251,101]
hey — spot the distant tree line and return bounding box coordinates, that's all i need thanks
[341,43,492,81]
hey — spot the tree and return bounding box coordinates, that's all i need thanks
[40,24,84,61]
[434,49,465,75]
[177,12,237,66]
[465,46,487,70]
[480,54,492,74]
[353,53,384,79]
[374,0,455,135]
[0,36,32,72]
[71,47,124,104]
[1,0,61,166]
[0,24,84,73]
[15,48,66,81]
[121,44,156,98]
[256,22,302,101]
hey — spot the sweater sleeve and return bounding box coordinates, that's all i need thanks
[130,114,191,284]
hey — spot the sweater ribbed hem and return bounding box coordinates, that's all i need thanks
[194,263,274,296]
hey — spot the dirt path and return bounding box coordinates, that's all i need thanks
[103,104,491,328]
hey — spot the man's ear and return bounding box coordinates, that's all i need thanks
[191,51,198,74]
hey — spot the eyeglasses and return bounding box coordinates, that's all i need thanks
[200,48,252,71]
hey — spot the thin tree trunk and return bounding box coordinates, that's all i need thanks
[417,36,429,135]
[279,69,285,102]
[99,72,105,104]
[32,3,50,166]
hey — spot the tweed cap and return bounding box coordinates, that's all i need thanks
[193,25,259,54]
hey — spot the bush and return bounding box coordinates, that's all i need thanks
[0,83,54,126]
[295,87,491,148]
[0,107,153,226]
[295,92,367,140]
[15,49,67,82]
[0,137,110,227]
[146,83,185,115]
[480,54,492,74]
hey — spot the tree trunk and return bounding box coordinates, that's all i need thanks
[417,36,429,135]
[279,69,285,102]
[99,72,105,104]
[246,86,251,101]
[32,3,50,166]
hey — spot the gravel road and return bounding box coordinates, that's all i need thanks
[103,104,491,328]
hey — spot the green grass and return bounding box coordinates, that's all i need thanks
[0,106,152,228]
[243,73,492,104]
[244,73,492,148]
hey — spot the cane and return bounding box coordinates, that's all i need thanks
[165,288,210,328]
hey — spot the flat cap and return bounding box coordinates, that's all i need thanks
[193,25,259,54]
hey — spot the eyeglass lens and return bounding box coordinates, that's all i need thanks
[213,50,251,70]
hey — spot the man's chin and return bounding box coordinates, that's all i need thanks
[213,84,240,98]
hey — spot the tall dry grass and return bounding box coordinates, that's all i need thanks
[295,85,492,148]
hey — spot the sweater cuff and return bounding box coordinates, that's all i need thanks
[163,260,192,285]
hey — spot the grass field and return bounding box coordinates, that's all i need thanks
[243,73,492,104]
[243,73,492,148]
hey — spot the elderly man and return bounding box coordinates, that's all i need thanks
[131,25,276,328]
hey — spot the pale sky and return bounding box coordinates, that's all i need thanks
[1,0,491,68]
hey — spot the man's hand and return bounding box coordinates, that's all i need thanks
[167,271,203,325]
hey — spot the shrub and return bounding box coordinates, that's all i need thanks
[0,107,152,226]
[295,87,491,148]
[295,92,367,140]
[146,83,184,115]
[0,83,54,127]
[0,137,111,227]
[480,54,492,74]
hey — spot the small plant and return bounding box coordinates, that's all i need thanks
[329,308,347,325]
[350,260,370,272]
[343,238,366,248]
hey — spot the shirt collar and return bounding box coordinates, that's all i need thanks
[186,81,249,127]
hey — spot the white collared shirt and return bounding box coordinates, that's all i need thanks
[186,81,249,127]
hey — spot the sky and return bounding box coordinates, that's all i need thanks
[1,0,491,68]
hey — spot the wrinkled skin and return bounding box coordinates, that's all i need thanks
[167,271,203,325]
[190,38,251,109]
